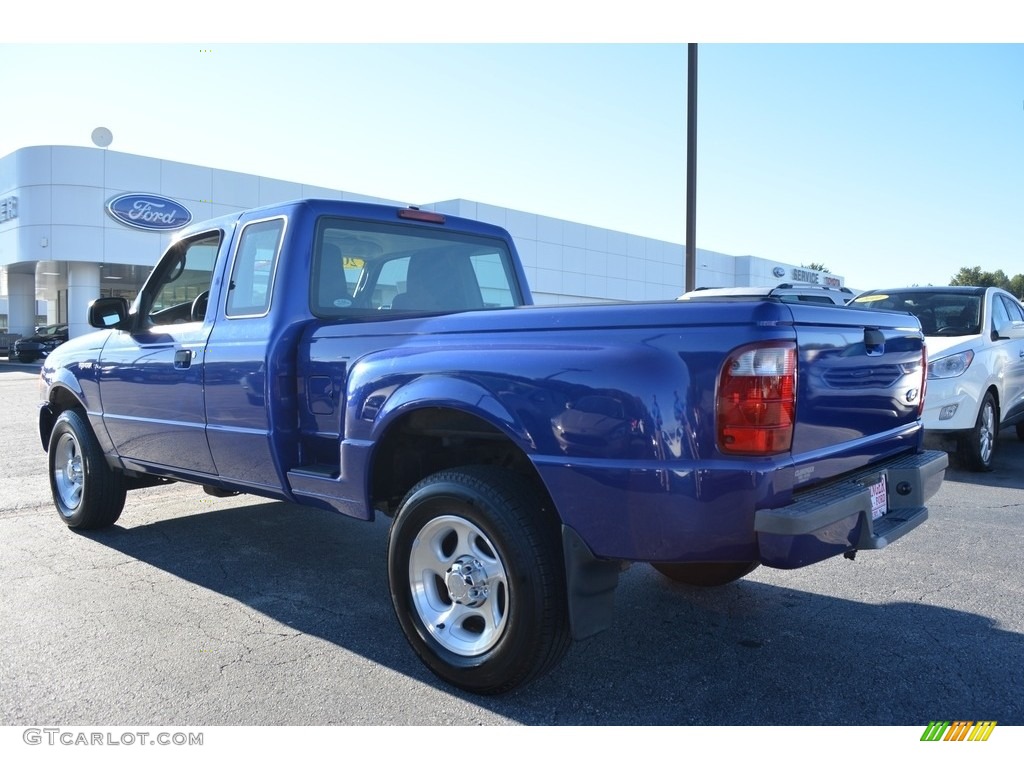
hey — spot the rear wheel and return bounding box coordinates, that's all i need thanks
[653,561,760,587]
[48,410,126,529]
[387,466,570,694]
[958,391,997,472]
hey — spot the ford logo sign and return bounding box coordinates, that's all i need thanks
[105,193,193,231]
[772,266,786,278]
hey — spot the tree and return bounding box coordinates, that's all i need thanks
[949,266,1015,290]
[802,262,830,273]
[1010,274,1024,300]
[950,266,985,286]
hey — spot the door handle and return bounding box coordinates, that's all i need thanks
[174,349,193,369]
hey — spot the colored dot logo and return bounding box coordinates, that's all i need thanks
[920,721,997,742]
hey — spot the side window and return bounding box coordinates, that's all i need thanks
[1004,295,1024,322]
[145,232,221,326]
[226,218,285,317]
[991,294,1011,331]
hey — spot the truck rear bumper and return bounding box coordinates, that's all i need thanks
[755,449,948,568]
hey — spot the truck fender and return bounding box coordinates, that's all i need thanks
[38,371,90,449]
[361,373,536,452]
[366,376,622,639]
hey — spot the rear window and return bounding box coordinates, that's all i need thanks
[310,217,522,318]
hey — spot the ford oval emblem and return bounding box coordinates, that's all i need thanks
[105,193,193,231]
[772,266,786,278]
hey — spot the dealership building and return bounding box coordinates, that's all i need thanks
[0,145,846,340]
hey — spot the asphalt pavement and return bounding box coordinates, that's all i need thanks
[1,363,1022,727]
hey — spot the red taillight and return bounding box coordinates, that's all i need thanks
[398,208,445,224]
[716,343,796,455]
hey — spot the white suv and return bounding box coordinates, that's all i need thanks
[851,286,1024,471]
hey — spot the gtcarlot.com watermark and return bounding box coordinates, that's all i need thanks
[23,728,203,747]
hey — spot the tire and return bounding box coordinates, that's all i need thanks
[652,561,760,587]
[958,391,998,472]
[387,466,570,694]
[48,410,126,529]
[1016,422,1024,441]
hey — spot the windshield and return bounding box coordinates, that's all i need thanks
[852,290,982,336]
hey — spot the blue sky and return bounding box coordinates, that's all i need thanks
[2,7,1021,292]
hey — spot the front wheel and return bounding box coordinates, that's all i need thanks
[958,392,997,472]
[387,466,570,694]
[48,410,126,529]
[652,561,760,586]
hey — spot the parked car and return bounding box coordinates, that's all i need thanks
[678,282,854,306]
[12,324,68,363]
[851,286,1024,471]
[0,329,21,359]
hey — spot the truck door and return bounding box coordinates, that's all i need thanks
[202,215,289,491]
[97,230,221,475]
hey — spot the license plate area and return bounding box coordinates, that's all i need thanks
[867,474,888,520]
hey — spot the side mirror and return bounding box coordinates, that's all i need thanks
[88,297,131,330]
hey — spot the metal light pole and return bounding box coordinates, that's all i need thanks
[685,43,698,293]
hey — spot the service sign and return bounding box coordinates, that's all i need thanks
[0,195,17,223]
[105,193,192,232]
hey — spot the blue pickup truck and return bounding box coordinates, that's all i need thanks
[38,199,947,693]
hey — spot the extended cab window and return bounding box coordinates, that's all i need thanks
[144,232,221,326]
[311,218,521,318]
[226,217,285,317]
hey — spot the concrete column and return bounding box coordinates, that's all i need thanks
[67,263,101,340]
[7,272,36,337]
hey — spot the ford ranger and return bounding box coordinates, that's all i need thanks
[38,199,947,693]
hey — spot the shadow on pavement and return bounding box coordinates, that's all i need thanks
[85,498,1024,725]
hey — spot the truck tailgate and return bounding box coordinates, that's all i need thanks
[786,303,927,482]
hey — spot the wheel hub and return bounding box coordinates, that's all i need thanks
[405,513,509,656]
[65,455,82,485]
[445,556,489,607]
